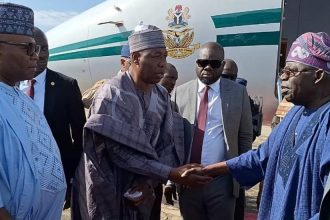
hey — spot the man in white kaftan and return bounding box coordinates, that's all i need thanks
[0,3,66,220]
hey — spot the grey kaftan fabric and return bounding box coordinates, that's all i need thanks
[71,72,183,220]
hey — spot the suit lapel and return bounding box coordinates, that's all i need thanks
[186,80,198,125]
[220,79,231,134]
[44,69,56,119]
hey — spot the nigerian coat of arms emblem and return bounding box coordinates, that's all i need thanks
[163,5,200,59]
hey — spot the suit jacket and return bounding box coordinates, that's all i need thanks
[320,177,330,220]
[171,78,253,196]
[44,68,86,182]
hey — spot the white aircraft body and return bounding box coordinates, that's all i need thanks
[46,0,329,123]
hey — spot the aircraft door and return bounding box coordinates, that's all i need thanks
[87,20,130,82]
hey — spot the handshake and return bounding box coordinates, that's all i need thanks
[168,163,212,188]
[164,162,227,205]
[168,161,228,187]
[163,164,212,205]
[125,164,212,207]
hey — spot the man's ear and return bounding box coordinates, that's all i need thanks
[131,52,140,65]
[314,69,325,84]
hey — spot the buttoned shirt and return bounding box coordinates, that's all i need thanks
[197,78,227,166]
[20,70,46,112]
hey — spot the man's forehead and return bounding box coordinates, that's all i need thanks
[285,61,315,70]
[0,33,34,43]
[199,47,223,59]
[223,66,235,73]
[165,69,178,77]
[141,47,167,55]
[223,61,237,74]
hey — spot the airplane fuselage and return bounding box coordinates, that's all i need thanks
[48,0,326,124]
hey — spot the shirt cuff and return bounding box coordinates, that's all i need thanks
[226,156,260,187]
[157,164,172,182]
[226,158,241,181]
[165,180,175,187]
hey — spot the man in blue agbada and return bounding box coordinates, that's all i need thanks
[182,32,330,219]
[0,3,66,220]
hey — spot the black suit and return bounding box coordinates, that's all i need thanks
[44,68,86,196]
[320,178,330,220]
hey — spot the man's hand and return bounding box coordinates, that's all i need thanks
[164,184,177,205]
[181,161,229,178]
[169,164,212,187]
[181,166,204,177]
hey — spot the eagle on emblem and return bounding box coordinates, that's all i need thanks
[163,5,200,59]
[163,28,194,48]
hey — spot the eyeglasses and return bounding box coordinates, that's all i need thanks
[196,59,223,69]
[279,68,316,78]
[0,41,41,56]
[221,73,237,80]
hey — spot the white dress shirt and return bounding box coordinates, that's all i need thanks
[20,70,46,112]
[197,78,227,166]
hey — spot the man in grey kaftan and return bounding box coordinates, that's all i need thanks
[72,24,210,220]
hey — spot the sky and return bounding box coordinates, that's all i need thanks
[3,0,104,31]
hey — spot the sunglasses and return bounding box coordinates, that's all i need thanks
[196,59,223,69]
[0,40,41,56]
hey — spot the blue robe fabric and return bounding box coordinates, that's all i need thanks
[227,102,330,220]
[0,83,66,219]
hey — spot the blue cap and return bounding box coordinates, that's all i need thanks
[121,44,130,58]
[236,77,247,87]
[0,3,34,36]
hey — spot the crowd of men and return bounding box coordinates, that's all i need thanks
[1,2,330,220]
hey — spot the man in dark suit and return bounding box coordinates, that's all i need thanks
[171,42,253,220]
[20,27,86,208]
[320,178,330,220]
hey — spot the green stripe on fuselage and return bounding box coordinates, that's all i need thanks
[217,31,280,47]
[49,31,132,54]
[212,8,281,28]
[49,46,122,61]
[49,31,281,61]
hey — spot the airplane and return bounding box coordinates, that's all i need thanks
[46,0,330,124]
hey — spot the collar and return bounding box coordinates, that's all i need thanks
[34,69,47,84]
[197,78,221,93]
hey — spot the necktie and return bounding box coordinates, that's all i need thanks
[27,79,36,99]
[190,86,209,163]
